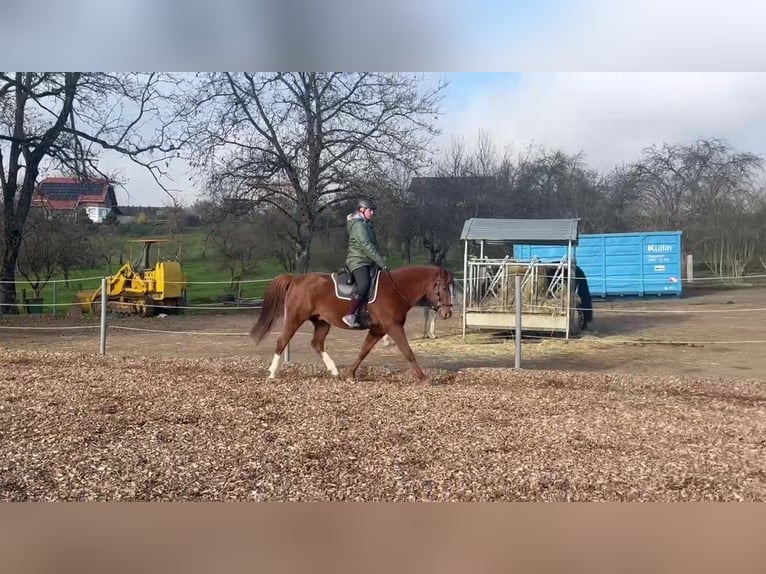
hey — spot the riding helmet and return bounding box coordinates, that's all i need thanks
[357,198,375,211]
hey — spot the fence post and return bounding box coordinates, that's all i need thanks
[52,281,57,316]
[514,273,522,369]
[282,342,290,363]
[686,254,694,283]
[99,277,108,355]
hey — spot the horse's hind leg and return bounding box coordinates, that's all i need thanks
[310,317,338,377]
[268,314,303,379]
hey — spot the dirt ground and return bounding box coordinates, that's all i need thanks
[2,285,766,501]
[2,284,766,382]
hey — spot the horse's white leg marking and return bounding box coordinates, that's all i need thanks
[428,309,437,338]
[268,353,281,379]
[321,351,339,376]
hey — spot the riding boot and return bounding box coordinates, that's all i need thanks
[343,295,364,327]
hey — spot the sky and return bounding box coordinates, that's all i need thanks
[104,71,766,207]
[23,0,761,207]
[435,72,766,172]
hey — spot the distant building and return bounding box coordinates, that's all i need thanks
[32,177,122,223]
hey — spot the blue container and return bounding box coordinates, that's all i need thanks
[513,231,683,297]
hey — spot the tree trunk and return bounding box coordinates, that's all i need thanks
[432,246,448,266]
[423,235,449,267]
[294,220,314,273]
[295,243,312,273]
[0,229,22,314]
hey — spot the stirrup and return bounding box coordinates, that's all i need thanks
[342,314,359,328]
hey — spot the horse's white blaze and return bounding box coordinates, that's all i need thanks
[321,351,339,376]
[268,353,281,379]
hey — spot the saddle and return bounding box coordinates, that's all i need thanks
[330,265,382,303]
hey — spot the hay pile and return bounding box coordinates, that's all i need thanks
[1,350,765,501]
[480,265,573,314]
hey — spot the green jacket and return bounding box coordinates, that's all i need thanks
[345,212,386,271]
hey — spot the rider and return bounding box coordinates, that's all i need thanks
[343,198,387,327]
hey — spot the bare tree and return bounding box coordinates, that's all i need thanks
[699,191,763,281]
[507,147,603,226]
[88,216,123,275]
[409,136,479,265]
[756,193,766,274]
[594,166,643,232]
[631,138,762,236]
[701,230,756,283]
[372,166,421,263]
[16,209,60,299]
[472,129,498,180]
[492,143,535,218]
[182,73,445,272]
[205,211,268,282]
[0,72,185,313]
[49,208,94,286]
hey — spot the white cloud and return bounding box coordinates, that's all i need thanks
[484,0,766,70]
[437,73,766,172]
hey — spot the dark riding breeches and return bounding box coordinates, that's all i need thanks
[346,265,372,318]
[352,265,371,300]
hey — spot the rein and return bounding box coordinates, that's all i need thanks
[384,269,411,305]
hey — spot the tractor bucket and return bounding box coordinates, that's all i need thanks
[72,290,98,315]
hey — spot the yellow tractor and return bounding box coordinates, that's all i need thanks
[76,238,187,317]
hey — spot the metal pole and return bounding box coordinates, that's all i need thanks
[566,241,572,340]
[282,342,290,363]
[462,240,468,340]
[99,277,108,355]
[52,281,57,316]
[686,254,694,283]
[514,273,522,369]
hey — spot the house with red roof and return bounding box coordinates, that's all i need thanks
[32,177,121,223]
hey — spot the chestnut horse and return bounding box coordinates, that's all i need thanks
[249,265,455,384]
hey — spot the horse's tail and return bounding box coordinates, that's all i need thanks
[250,273,294,345]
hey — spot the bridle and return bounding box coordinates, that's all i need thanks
[431,275,454,313]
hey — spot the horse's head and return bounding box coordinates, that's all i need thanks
[426,267,455,320]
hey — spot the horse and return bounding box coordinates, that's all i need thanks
[573,265,593,329]
[249,265,456,385]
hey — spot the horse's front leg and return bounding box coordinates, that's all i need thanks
[384,324,430,385]
[346,329,385,380]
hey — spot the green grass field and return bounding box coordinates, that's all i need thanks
[10,224,759,317]
[13,227,452,315]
